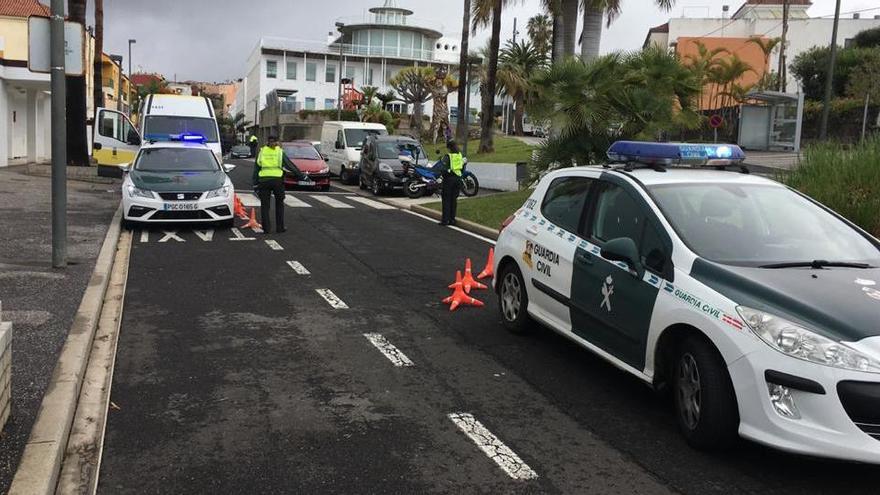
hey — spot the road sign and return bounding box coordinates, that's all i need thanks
[27,16,85,76]
[709,114,724,129]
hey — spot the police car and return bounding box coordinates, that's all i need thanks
[121,134,236,227]
[493,141,880,462]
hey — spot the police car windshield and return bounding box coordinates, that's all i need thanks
[649,183,880,267]
[135,148,219,172]
[144,116,219,143]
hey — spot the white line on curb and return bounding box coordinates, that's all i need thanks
[363,333,414,367]
[401,209,496,245]
[346,196,396,210]
[284,196,312,208]
[312,195,354,208]
[229,228,255,241]
[265,240,284,250]
[286,261,310,275]
[316,289,348,309]
[448,412,538,480]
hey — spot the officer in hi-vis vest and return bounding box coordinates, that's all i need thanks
[439,140,463,226]
[253,136,286,233]
[248,134,259,158]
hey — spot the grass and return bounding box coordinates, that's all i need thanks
[424,136,535,164]
[424,189,533,230]
[782,137,880,237]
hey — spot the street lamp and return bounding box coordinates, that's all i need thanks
[335,22,345,120]
[128,39,136,115]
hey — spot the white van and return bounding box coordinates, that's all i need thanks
[321,121,388,184]
[139,94,222,162]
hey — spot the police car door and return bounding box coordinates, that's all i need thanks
[570,176,671,371]
[525,176,595,329]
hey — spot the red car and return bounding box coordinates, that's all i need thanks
[282,141,331,191]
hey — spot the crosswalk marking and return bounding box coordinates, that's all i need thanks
[286,261,310,275]
[284,196,312,208]
[311,195,355,209]
[345,196,396,210]
[239,193,261,207]
[363,333,414,367]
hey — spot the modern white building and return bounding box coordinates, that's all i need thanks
[232,0,467,140]
[644,0,880,93]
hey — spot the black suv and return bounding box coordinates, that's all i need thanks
[358,135,427,195]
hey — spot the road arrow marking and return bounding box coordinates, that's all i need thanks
[193,229,214,242]
[158,231,184,243]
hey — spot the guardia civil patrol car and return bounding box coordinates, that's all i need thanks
[121,134,236,227]
[493,141,880,462]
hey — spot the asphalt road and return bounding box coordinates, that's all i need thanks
[99,159,880,494]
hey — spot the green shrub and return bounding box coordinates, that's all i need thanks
[783,137,880,236]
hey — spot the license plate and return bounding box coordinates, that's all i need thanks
[163,202,198,211]
[299,179,315,186]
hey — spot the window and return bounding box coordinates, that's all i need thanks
[266,60,277,79]
[306,62,317,81]
[345,66,355,82]
[286,61,297,80]
[99,110,137,144]
[325,63,336,83]
[325,98,335,110]
[541,177,594,234]
[135,148,218,172]
[143,116,219,142]
[305,97,316,110]
[337,130,345,148]
[366,68,374,85]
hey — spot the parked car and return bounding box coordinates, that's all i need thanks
[230,144,252,158]
[320,121,388,184]
[281,141,331,191]
[359,135,427,196]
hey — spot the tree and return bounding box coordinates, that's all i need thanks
[68,0,89,166]
[427,68,459,144]
[472,0,505,153]
[92,0,104,110]
[456,0,472,146]
[376,90,397,110]
[853,27,880,49]
[360,86,379,106]
[361,103,397,133]
[682,41,729,110]
[792,46,879,101]
[527,14,553,62]
[389,67,436,138]
[498,40,545,135]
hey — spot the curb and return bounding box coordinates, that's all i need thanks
[8,206,123,495]
[25,164,118,185]
[410,204,500,241]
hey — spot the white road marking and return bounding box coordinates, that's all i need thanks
[158,231,184,243]
[346,196,396,210]
[229,228,255,241]
[139,230,148,243]
[193,229,214,242]
[363,333,414,367]
[311,195,354,209]
[448,413,538,480]
[286,261,311,275]
[283,196,312,208]
[265,240,284,250]
[239,193,261,207]
[316,289,349,309]
[401,210,496,245]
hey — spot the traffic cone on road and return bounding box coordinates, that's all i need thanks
[461,258,488,293]
[241,207,262,231]
[443,271,484,311]
[477,248,495,280]
[234,195,248,219]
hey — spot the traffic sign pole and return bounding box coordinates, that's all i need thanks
[50,0,67,268]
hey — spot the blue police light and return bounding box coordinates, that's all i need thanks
[178,133,207,143]
[607,141,745,166]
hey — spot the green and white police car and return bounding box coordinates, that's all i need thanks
[121,134,236,227]
[493,141,880,462]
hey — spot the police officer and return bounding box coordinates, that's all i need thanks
[439,140,463,226]
[248,134,259,158]
[253,136,286,234]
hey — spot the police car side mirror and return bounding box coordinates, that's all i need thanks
[601,237,641,274]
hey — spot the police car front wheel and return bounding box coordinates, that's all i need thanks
[499,264,530,334]
[673,336,739,449]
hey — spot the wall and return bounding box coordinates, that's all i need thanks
[467,162,523,192]
[0,17,27,61]
[676,36,768,110]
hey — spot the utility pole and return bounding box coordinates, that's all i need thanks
[128,39,136,114]
[50,0,67,268]
[819,0,842,140]
[455,0,471,153]
[512,17,518,43]
[777,0,789,91]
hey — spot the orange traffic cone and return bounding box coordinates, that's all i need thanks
[477,248,495,280]
[241,207,262,231]
[448,270,463,290]
[234,195,248,219]
[443,271,485,311]
[461,258,488,293]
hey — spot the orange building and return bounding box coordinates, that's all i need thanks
[675,36,770,110]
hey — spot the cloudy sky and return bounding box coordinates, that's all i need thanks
[87,0,879,82]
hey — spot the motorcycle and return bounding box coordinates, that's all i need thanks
[402,157,480,199]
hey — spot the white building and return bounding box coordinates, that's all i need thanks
[232,0,466,139]
[644,0,880,92]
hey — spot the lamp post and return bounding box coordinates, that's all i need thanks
[335,22,345,120]
[128,39,136,115]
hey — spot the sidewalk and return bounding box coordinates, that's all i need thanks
[0,166,119,492]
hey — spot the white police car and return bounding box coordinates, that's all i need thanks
[121,134,236,227]
[493,141,880,462]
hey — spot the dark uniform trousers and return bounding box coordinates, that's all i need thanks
[441,172,461,224]
[255,178,285,232]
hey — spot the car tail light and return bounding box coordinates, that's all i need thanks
[500,214,516,232]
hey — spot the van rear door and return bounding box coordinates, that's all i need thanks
[94,108,141,178]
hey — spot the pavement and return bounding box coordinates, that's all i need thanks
[94,159,880,493]
[0,165,120,492]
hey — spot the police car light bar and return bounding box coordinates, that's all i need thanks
[145,133,208,143]
[607,141,746,167]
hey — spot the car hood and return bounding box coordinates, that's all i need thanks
[130,169,226,192]
[692,258,880,342]
[291,158,327,173]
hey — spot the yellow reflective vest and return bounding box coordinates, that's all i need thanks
[448,153,463,177]
[257,146,283,178]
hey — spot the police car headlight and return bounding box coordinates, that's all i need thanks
[379,163,393,173]
[126,185,155,199]
[737,306,880,374]
[205,186,231,199]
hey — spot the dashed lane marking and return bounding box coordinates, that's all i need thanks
[316,288,349,309]
[139,230,148,243]
[193,229,214,242]
[158,231,185,243]
[284,196,312,208]
[239,193,261,207]
[448,412,539,480]
[286,261,310,275]
[363,333,414,367]
[265,240,284,250]
[229,228,256,241]
[346,196,397,210]
[311,195,355,209]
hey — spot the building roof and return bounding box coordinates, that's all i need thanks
[643,23,669,49]
[0,0,49,17]
[731,0,812,20]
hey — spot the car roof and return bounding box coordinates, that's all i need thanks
[372,135,419,143]
[547,165,783,188]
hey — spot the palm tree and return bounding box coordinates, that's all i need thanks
[67,0,89,166]
[92,0,104,110]
[376,90,397,111]
[576,0,674,62]
[682,41,729,110]
[527,14,553,62]
[455,0,472,146]
[498,40,545,135]
[472,0,506,153]
[389,67,436,138]
[360,86,379,106]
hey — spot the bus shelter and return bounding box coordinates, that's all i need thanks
[738,90,804,152]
